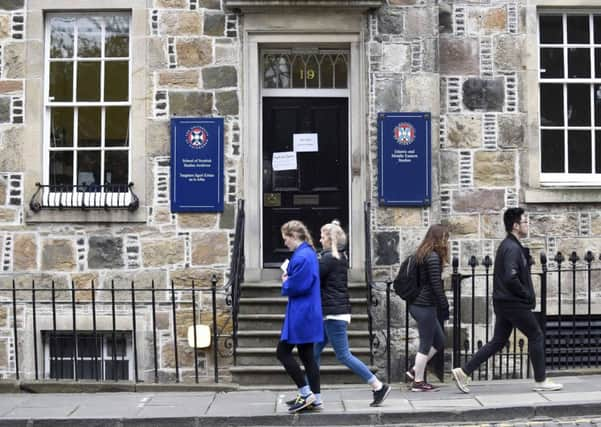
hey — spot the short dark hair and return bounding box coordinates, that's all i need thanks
[504,207,525,233]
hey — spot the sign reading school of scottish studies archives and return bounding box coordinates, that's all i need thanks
[170,118,224,212]
[378,112,431,206]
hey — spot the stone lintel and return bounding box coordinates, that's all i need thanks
[224,0,383,11]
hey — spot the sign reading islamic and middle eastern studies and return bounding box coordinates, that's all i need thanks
[378,112,431,206]
[170,117,224,212]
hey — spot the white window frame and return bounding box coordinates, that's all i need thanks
[43,12,132,207]
[43,331,133,381]
[538,10,601,186]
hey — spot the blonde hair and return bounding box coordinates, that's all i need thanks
[320,220,347,259]
[281,220,315,249]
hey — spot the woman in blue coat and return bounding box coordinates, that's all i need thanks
[277,220,323,413]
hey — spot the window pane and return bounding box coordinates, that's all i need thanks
[77,335,102,357]
[105,151,129,187]
[77,151,101,187]
[106,335,127,357]
[49,62,73,102]
[77,17,101,58]
[105,360,129,380]
[77,360,102,380]
[49,335,75,357]
[77,61,101,101]
[104,61,128,101]
[263,55,277,88]
[50,107,73,147]
[291,56,304,88]
[105,16,129,58]
[49,151,74,186]
[334,55,348,89]
[594,85,601,124]
[568,130,592,173]
[78,107,101,147]
[596,131,601,173]
[540,15,563,44]
[541,130,565,173]
[567,15,590,44]
[106,107,129,146]
[595,16,601,44]
[49,17,74,58]
[50,360,74,379]
[540,48,564,78]
[540,84,564,126]
[568,48,590,78]
[568,84,591,126]
[320,55,334,88]
[306,55,319,88]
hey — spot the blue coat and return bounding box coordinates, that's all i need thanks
[280,242,324,344]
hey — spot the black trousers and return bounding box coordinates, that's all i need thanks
[276,340,320,394]
[463,305,545,382]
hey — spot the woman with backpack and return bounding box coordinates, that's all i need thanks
[313,221,390,406]
[405,224,450,392]
[278,220,323,413]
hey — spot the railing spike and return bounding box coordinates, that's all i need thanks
[569,251,579,264]
[468,255,478,268]
[554,251,564,264]
[585,250,594,263]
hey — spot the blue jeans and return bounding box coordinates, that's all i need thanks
[314,319,374,383]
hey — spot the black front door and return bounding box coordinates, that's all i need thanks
[262,97,348,267]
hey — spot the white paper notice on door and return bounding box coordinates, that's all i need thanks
[272,151,297,171]
[293,133,319,152]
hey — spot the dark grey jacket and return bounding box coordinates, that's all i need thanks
[412,252,450,318]
[492,234,536,310]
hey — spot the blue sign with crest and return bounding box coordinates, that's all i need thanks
[378,112,431,206]
[170,117,224,212]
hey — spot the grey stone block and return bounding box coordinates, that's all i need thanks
[88,236,124,269]
[378,10,403,35]
[215,91,238,116]
[0,97,10,123]
[169,91,213,117]
[462,78,505,112]
[202,66,237,89]
[0,0,24,10]
[204,13,225,37]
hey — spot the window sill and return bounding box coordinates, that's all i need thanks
[524,188,601,204]
[25,207,147,223]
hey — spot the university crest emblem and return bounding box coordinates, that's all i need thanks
[393,122,416,146]
[185,126,208,149]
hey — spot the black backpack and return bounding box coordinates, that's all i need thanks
[393,255,421,303]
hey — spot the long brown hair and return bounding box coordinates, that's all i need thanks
[415,224,449,267]
[281,220,315,249]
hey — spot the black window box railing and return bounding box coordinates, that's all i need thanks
[29,183,139,212]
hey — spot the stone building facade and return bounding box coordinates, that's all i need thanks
[0,0,598,382]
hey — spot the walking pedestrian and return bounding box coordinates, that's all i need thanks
[277,220,324,413]
[405,224,450,392]
[451,207,563,393]
[313,221,391,407]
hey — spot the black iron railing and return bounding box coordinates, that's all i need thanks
[225,199,245,365]
[363,201,376,368]
[1,276,231,384]
[29,183,139,212]
[452,250,601,380]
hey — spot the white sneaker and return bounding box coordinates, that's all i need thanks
[533,379,563,391]
[451,367,471,393]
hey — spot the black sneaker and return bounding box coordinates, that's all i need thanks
[288,393,316,413]
[285,394,301,406]
[370,383,391,407]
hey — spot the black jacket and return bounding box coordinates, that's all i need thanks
[412,252,450,317]
[319,250,352,316]
[493,234,536,310]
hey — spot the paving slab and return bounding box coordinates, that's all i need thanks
[476,392,549,406]
[410,397,482,410]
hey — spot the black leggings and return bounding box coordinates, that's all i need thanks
[409,304,445,354]
[276,341,320,394]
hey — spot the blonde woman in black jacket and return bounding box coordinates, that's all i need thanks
[314,221,390,407]
[406,224,450,392]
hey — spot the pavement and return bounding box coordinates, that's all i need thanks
[1,375,601,426]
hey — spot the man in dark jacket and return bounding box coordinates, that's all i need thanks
[451,208,563,392]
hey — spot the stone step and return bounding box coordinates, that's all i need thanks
[237,314,370,331]
[236,346,372,366]
[238,297,368,315]
[241,282,368,299]
[230,364,379,385]
[237,330,370,348]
